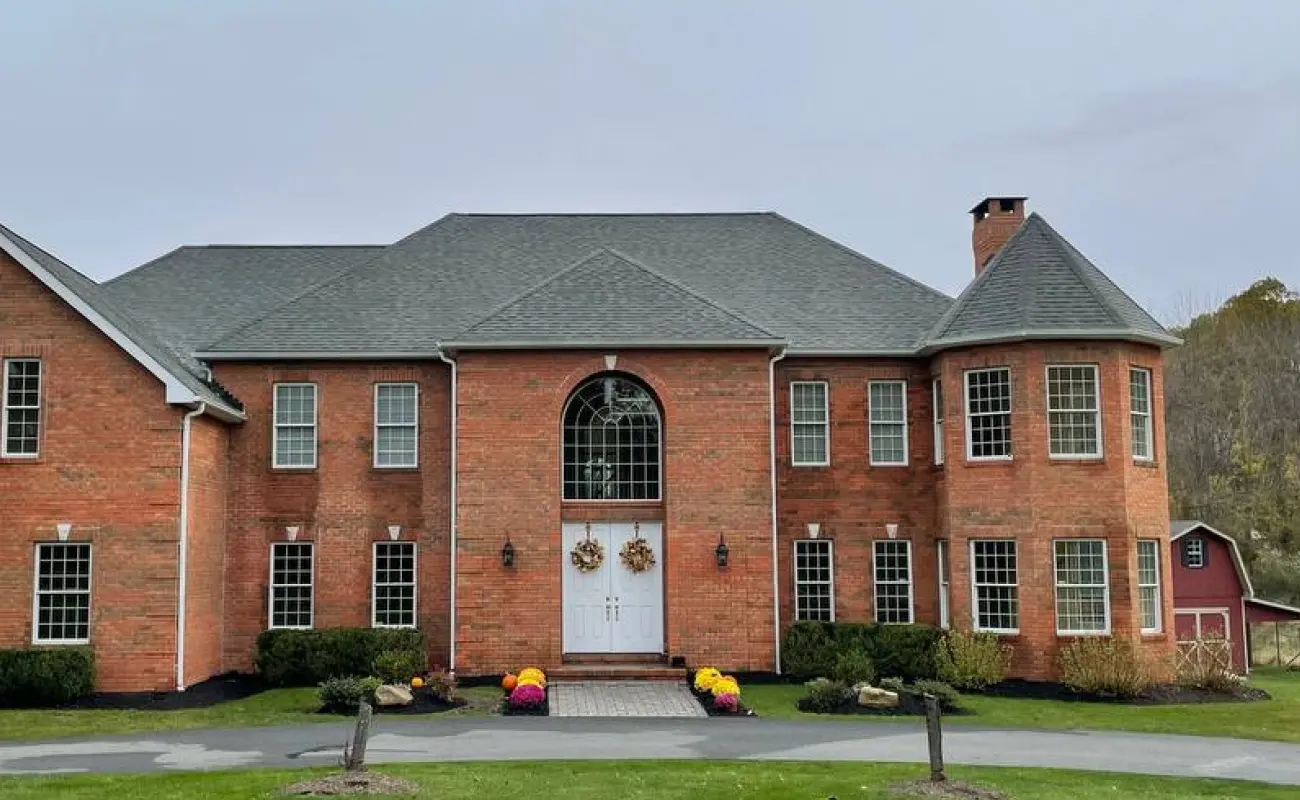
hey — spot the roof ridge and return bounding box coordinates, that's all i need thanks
[1025,213,1125,328]
[0,223,102,287]
[768,212,953,304]
[450,249,614,338]
[921,217,1029,344]
[193,243,385,250]
[453,211,776,219]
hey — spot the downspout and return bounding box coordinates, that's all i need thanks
[176,402,206,692]
[768,346,787,674]
[436,349,458,672]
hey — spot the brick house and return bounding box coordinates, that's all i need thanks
[0,197,1182,692]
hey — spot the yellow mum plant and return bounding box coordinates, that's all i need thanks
[693,667,721,692]
[518,667,546,687]
[517,675,545,689]
[710,676,740,697]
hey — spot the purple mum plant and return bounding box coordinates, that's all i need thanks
[713,692,739,714]
[508,683,546,708]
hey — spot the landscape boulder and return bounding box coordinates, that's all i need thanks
[857,685,899,709]
[374,684,413,707]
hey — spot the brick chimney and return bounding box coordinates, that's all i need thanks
[970,196,1026,274]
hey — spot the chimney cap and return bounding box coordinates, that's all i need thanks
[969,196,1028,217]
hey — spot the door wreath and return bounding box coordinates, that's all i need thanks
[619,523,656,573]
[570,524,605,573]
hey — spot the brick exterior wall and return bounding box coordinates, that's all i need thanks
[0,250,187,691]
[211,362,452,673]
[453,350,775,675]
[182,414,229,687]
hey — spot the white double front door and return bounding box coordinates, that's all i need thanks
[562,522,664,654]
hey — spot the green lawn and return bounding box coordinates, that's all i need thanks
[743,668,1300,743]
[0,686,503,741]
[0,761,1292,799]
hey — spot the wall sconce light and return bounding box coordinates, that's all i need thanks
[807,522,821,539]
[886,523,899,540]
[715,535,729,568]
[387,525,402,541]
[56,523,72,542]
[501,538,516,568]
[285,525,300,542]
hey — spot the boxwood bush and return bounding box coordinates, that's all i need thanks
[0,647,95,707]
[256,628,428,687]
[782,622,941,681]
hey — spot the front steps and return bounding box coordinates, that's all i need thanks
[549,662,686,681]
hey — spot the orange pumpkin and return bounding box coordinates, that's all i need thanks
[502,673,518,691]
[411,676,425,689]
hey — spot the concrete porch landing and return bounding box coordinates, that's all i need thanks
[550,680,706,718]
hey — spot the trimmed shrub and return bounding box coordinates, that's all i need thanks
[798,678,851,713]
[0,647,95,707]
[782,622,941,681]
[1058,638,1153,698]
[878,676,906,694]
[935,631,1011,690]
[257,628,428,687]
[374,648,429,685]
[425,669,457,702]
[832,648,876,686]
[912,679,961,711]
[318,676,382,714]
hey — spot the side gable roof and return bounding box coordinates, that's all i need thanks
[0,224,243,421]
[923,214,1181,353]
[1170,519,1255,597]
[445,248,783,348]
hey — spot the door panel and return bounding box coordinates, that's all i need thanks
[611,522,665,654]
[562,523,613,653]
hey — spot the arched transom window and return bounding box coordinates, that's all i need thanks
[563,375,661,501]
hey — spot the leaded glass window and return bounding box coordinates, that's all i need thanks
[563,376,661,500]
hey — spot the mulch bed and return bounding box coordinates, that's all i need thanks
[374,694,467,715]
[890,779,1003,799]
[688,687,757,717]
[971,679,1270,705]
[59,671,264,711]
[798,692,969,717]
[282,771,419,796]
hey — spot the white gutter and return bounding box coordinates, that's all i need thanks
[175,402,206,691]
[436,350,459,672]
[768,347,787,674]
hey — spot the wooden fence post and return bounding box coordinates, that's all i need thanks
[924,693,945,783]
[342,701,373,773]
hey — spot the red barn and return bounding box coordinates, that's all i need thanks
[1170,520,1300,673]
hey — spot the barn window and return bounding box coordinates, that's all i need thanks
[1184,537,1205,569]
[562,376,661,501]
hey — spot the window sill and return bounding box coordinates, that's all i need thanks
[270,466,318,473]
[1055,631,1113,638]
[1047,457,1105,465]
[791,463,831,469]
[372,466,420,473]
[1132,459,1160,469]
[32,639,89,646]
[964,458,1013,467]
[562,499,664,506]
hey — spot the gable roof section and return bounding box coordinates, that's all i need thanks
[445,248,782,348]
[923,213,1181,353]
[198,213,954,357]
[0,224,243,421]
[1170,519,1255,597]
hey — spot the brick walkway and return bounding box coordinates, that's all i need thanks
[550,681,707,718]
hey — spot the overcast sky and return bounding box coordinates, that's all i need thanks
[3,1,1298,320]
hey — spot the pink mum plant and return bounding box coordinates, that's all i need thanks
[713,692,739,714]
[508,683,546,708]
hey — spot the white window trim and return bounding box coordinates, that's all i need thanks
[272,383,318,470]
[932,378,944,466]
[868,380,909,467]
[3,358,42,459]
[790,381,830,467]
[1045,364,1103,460]
[1138,539,1162,634]
[373,382,420,469]
[1185,536,1205,569]
[964,368,1013,462]
[970,539,1019,634]
[31,542,92,645]
[1130,367,1155,462]
[793,539,835,622]
[1052,539,1112,636]
[873,539,914,624]
[371,540,418,629]
[268,541,315,630]
[937,539,950,630]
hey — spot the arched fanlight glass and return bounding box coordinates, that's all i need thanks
[562,376,661,500]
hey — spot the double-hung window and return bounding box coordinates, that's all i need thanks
[873,540,913,624]
[373,541,416,628]
[1130,368,1154,461]
[3,359,41,458]
[374,383,418,468]
[269,542,314,629]
[794,539,834,621]
[965,368,1011,460]
[273,384,317,469]
[971,540,1018,633]
[1137,540,1162,633]
[1047,365,1101,458]
[868,380,908,466]
[791,382,829,466]
[932,379,944,465]
[33,543,92,644]
[1053,540,1110,634]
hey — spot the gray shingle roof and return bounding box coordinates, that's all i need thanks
[448,248,781,346]
[0,223,242,417]
[923,214,1180,352]
[199,213,953,355]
